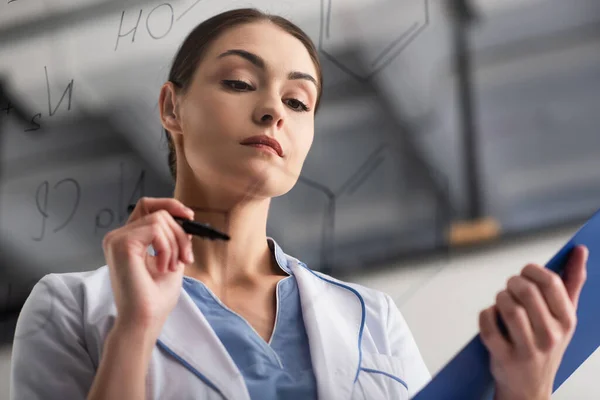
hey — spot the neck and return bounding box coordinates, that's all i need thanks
[173,171,284,287]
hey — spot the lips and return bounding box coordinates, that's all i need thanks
[240,135,284,157]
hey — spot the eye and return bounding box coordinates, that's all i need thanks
[286,98,310,112]
[222,80,254,91]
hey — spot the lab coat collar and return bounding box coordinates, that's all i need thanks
[267,236,292,275]
[271,236,363,399]
[157,236,364,400]
[291,259,364,400]
[157,284,249,400]
[270,237,364,400]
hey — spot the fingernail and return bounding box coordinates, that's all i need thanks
[187,248,194,263]
[181,204,192,215]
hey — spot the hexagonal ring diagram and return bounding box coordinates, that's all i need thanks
[320,0,429,81]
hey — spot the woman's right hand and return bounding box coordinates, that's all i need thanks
[102,197,196,339]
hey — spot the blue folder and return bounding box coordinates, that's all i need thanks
[413,207,600,400]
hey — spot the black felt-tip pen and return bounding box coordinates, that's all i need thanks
[127,204,230,241]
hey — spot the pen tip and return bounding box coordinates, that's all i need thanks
[213,232,230,241]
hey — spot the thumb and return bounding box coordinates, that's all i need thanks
[563,245,588,309]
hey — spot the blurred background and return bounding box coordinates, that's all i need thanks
[1,0,599,398]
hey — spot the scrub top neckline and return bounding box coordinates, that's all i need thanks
[184,275,293,346]
[182,237,292,283]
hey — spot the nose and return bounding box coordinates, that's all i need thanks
[253,95,285,129]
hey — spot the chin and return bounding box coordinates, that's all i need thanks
[235,165,299,199]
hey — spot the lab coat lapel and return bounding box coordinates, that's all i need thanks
[157,288,250,400]
[292,262,363,400]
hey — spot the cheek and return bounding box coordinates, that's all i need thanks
[186,92,226,129]
[182,91,246,149]
[179,94,226,168]
[287,126,314,169]
[297,122,315,154]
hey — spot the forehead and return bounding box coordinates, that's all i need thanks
[205,21,318,78]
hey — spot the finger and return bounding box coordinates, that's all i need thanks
[145,211,177,274]
[496,290,535,356]
[124,207,191,273]
[562,245,588,309]
[127,216,171,275]
[507,275,557,350]
[479,306,511,359]
[521,264,575,329]
[162,210,194,268]
[156,211,180,273]
[128,197,194,224]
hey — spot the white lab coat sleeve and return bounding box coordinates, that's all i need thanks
[10,273,96,400]
[384,293,431,398]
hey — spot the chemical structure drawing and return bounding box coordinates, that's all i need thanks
[294,142,392,274]
[319,0,430,81]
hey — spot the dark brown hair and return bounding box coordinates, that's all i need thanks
[164,8,323,182]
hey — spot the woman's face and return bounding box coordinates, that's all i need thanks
[164,21,319,200]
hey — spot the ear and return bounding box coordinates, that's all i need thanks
[159,82,183,136]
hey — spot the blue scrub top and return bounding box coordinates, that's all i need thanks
[182,271,318,399]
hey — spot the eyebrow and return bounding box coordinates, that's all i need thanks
[217,49,318,89]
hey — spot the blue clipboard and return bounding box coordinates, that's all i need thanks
[413,207,600,400]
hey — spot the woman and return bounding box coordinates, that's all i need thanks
[10,8,588,400]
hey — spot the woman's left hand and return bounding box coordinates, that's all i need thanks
[478,245,589,400]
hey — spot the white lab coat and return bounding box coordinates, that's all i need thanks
[10,238,431,400]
